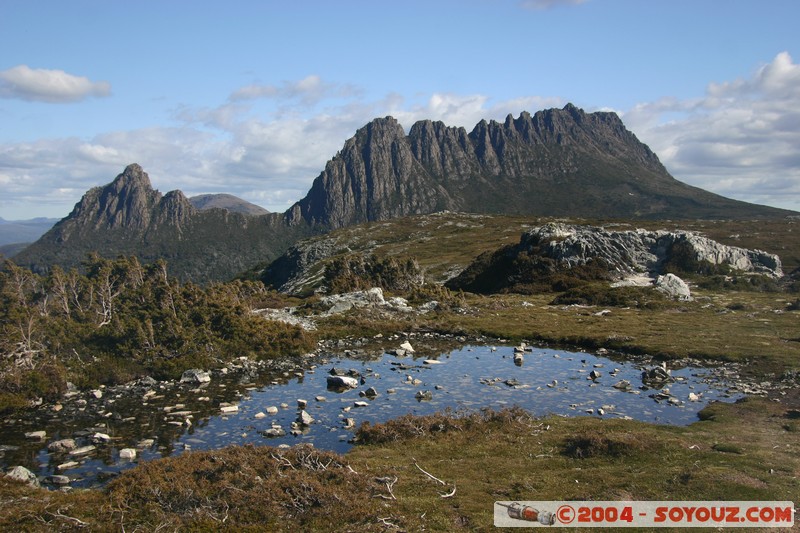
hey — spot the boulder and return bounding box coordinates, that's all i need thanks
[261,427,286,438]
[655,273,692,301]
[45,475,71,486]
[90,432,112,444]
[119,448,137,460]
[415,390,433,401]
[6,466,39,488]
[642,366,672,385]
[69,445,96,457]
[612,380,632,391]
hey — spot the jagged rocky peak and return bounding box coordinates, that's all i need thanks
[70,163,163,230]
[291,103,734,230]
[57,163,200,233]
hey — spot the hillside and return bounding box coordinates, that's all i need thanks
[260,212,800,295]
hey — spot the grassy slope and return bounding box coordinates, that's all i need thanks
[1,400,797,531]
[1,212,799,531]
[269,213,800,293]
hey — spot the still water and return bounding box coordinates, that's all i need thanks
[1,344,741,489]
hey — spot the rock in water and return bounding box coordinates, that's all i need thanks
[47,439,77,453]
[326,375,359,389]
[297,410,314,425]
[415,390,433,401]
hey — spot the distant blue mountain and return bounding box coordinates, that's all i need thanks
[0,217,59,247]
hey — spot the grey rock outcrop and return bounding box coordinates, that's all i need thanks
[447,223,783,295]
[520,223,782,278]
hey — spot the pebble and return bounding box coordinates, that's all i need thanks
[119,448,137,460]
[69,445,96,457]
[46,475,71,486]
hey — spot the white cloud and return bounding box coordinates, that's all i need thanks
[0,65,111,103]
[228,75,361,106]
[0,83,562,218]
[624,51,800,212]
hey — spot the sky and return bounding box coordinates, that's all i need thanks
[1,0,799,220]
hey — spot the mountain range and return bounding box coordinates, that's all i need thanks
[12,104,796,282]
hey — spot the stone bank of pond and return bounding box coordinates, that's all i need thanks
[2,343,746,490]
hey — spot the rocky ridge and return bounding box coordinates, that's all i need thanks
[290,105,792,229]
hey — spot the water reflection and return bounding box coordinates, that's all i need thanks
[1,345,742,489]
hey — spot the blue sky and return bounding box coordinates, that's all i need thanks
[1,0,799,219]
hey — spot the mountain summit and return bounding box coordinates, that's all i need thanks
[66,163,193,231]
[291,105,787,227]
[14,164,310,281]
[13,106,795,282]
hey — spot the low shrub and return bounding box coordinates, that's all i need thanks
[551,284,668,309]
[562,431,653,459]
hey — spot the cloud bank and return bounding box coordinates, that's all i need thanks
[624,51,800,212]
[1,52,798,219]
[0,65,111,103]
